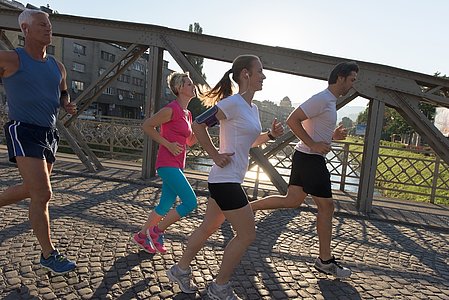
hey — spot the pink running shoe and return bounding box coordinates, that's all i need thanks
[132,232,156,253]
[148,226,167,253]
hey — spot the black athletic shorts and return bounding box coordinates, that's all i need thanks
[4,120,59,164]
[289,150,332,198]
[208,182,249,211]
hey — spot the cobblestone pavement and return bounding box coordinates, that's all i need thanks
[1,165,448,299]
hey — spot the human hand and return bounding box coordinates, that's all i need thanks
[167,142,184,156]
[64,102,77,115]
[270,118,284,138]
[333,124,347,140]
[212,152,234,168]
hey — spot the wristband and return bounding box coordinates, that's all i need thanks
[267,131,276,140]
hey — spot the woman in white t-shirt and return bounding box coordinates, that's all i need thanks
[166,55,283,299]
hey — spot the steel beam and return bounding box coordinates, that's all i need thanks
[62,44,148,126]
[141,46,164,179]
[357,99,385,213]
[387,91,449,165]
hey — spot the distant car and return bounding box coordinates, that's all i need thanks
[78,113,96,120]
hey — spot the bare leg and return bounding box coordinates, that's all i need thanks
[0,184,29,207]
[0,163,52,208]
[178,199,225,270]
[251,185,307,211]
[312,196,334,261]
[215,204,256,284]
[16,157,55,258]
[140,208,181,233]
[140,210,163,234]
[158,209,181,231]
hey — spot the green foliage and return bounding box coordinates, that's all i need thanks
[344,137,449,205]
[355,72,447,141]
[355,104,436,141]
[341,116,353,129]
[186,22,207,117]
[356,108,368,124]
[186,23,206,80]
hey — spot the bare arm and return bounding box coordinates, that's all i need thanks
[57,61,76,114]
[0,50,19,78]
[143,107,184,156]
[192,107,233,168]
[286,107,331,155]
[186,132,197,147]
[252,118,284,147]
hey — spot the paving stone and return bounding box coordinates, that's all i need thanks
[0,161,448,299]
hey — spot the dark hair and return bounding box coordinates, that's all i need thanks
[328,61,359,84]
[199,54,260,107]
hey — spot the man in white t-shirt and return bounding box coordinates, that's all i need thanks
[251,61,359,279]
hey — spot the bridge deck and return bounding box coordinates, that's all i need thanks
[0,146,448,299]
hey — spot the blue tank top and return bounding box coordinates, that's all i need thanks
[3,48,62,128]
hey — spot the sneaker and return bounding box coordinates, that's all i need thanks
[132,232,156,253]
[207,281,242,300]
[166,264,198,294]
[314,256,351,278]
[148,226,167,253]
[40,249,76,275]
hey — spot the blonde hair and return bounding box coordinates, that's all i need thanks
[199,54,259,107]
[167,72,190,96]
[18,9,49,34]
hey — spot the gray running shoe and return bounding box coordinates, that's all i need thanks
[166,264,198,294]
[314,256,351,278]
[207,281,242,300]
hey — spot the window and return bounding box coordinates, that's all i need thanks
[72,62,85,73]
[46,45,55,55]
[101,51,115,62]
[132,62,145,73]
[117,89,127,100]
[103,87,115,95]
[73,43,86,55]
[18,36,25,47]
[132,77,144,87]
[117,74,130,83]
[71,80,84,92]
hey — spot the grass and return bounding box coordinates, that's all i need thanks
[345,137,449,205]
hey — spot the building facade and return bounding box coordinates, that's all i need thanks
[0,0,174,119]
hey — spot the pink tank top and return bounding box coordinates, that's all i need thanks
[155,100,192,169]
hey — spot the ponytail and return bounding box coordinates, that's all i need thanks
[199,69,234,107]
[199,54,260,107]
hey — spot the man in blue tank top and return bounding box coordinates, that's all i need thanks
[0,9,77,274]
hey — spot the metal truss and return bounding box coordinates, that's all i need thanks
[1,8,449,211]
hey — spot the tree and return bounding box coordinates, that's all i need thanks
[186,22,207,118]
[340,117,353,129]
[355,72,446,141]
[186,23,206,80]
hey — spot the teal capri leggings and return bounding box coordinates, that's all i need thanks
[155,167,197,217]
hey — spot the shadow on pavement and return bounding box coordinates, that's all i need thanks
[318,278,361,299]
[90,252,155,299]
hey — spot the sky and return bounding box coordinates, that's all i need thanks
[28,0,449,107]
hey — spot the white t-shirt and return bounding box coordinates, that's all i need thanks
[295,88,337,156]
[208,94,262,183]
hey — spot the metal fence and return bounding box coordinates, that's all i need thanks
[1,108,448,204]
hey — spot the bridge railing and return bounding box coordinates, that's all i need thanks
[0,109,447,205]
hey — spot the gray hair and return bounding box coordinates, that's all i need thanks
[18,9,49,34]
[167,72,190,96]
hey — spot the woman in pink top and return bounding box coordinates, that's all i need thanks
[133,72,197,254]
